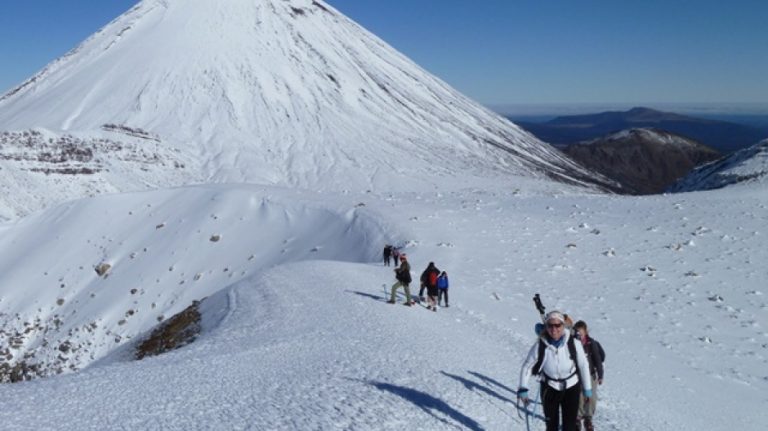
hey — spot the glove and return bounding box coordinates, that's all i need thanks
[517,388,530,405]
[583,389,593,398]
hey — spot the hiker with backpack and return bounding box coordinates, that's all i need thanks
[518,310,592,431]
[419,262,440,310]
[437,271,449,307]
[573,320,605,431]
[387,253,414,306]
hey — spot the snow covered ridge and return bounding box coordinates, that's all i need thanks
[0,0,611,198]
[670,139,768,192]
[0,128,200,221]
[579,128,705,149]
[0,184,389,382]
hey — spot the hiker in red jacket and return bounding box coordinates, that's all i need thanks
[419,262,440,311]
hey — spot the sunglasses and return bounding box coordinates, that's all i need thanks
[546,322,564,329]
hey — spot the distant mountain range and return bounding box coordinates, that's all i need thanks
[513,107,768,153]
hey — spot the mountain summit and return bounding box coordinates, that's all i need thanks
[0,0,605,202]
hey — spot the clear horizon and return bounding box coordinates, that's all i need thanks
[1,0,767,108]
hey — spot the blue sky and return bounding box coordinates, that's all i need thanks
[1,0,767,108]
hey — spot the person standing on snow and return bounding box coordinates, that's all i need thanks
[387,254,413,306]
[383,244,392,266]
[392,247,401,266]
[436,271,449,307]
[518,310,592,431]
[573,320,605,431]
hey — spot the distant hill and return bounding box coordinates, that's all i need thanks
[563,128,721,195]
[669,139,768,192]
[514,107,768,153]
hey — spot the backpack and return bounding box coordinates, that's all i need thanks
[532,336,580,381]
[594,339,606,363]
[428,271,438,286]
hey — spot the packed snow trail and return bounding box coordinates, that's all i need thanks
[0,259,695,430]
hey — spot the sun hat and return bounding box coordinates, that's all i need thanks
[545,310,565,324]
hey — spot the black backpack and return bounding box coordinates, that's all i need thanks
[594,339,606,363]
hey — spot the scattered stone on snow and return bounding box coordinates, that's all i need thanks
[94,262,112,277]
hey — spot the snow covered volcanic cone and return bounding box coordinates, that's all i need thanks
[0,0,606,194]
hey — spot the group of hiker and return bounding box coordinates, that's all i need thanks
[384,245,448,311]
[518,310,605,431]
[382,244,401,267]
[381,245,605,430]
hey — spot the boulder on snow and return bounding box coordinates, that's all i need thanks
[94,263,112,277]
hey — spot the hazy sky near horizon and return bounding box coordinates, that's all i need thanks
[1,0,766,107]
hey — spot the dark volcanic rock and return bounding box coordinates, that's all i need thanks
[563,128,721,194]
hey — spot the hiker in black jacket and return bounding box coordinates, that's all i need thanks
[573,320,605,431]
[383,244,392,266]
[387,254,414,306]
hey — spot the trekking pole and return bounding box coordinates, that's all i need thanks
[516,396,533,431]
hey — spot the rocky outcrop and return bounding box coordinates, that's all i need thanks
[562,128,721,194]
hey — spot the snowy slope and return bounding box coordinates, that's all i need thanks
[1,182,766,430]
[670,139,768,192]
[0,0,606,217]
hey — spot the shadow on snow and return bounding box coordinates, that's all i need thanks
[366,380,485,431]
[442,371,545,422]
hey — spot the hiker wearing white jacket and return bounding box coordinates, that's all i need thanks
[517,310,592,431]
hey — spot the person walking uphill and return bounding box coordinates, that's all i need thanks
[573,320,605,431]
[419,262,440,302]
[518,310,592,431]
[437,271,449,307]
[387,254,414,306]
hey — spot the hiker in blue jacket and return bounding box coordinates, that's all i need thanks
[436,271,449,307]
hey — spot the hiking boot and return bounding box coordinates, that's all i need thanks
[403,302,412,306]
[584,417,594,431]
[386,300,395,304]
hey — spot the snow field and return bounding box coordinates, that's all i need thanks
[2,183,766,429]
